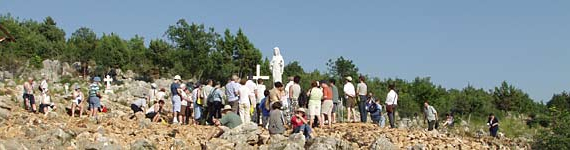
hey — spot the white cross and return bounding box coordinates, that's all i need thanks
[104,75,113,87]
[252,64,270,80]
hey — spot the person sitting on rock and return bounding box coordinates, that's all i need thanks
[268,102,286,135]
[146,100,165,122]
[210,105,243,139]
[71,84,85,118]
[39,89,55,116]
[442,113,454,128]
[291,108,312,140]
[131,93,148,114]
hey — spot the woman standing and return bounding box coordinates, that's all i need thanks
[488,113,500,138]
[307,81,323,128]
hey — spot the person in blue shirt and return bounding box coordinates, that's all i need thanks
[368,94,385,128]
[258,90,271,129]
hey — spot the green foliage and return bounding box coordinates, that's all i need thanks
[30,55,43,68]
[326,56,359,80]
[533,107,570,150]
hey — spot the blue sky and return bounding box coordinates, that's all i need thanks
[2,1,569,102]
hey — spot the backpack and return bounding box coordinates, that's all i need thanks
[368,101,378,113]
[297,87,308,108]
[206,89,219,103]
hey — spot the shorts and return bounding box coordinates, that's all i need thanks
[346,96,356,108]
[308,102,321,116]
[89,97,101,109]
[39,104,54,113]
[146,112,157,119]
[73,99,82,105]
[23,94,36,104]
[332,102,339,113]
[180,105,188,116]
[321,100,333,114]
[172,96,181,112]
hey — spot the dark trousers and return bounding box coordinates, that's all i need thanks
[358,95,368,122]
[253,103,261,124]
[228,100,239,114]
[388,110,396,128]
[130,104,143,113]
[207,101,223,124]
[428,120,435,131]
[490,127,499,137]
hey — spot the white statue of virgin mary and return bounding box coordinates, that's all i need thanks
[270,47,284,83]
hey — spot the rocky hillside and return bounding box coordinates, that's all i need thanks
[0,64,531,149]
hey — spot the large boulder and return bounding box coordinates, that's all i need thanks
[41,59,62,82]
[370,137,397,150]
[220,122,262,145]
[131,139,156,150]
[306,137,355,150]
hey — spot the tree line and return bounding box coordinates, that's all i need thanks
[1,14,568,149]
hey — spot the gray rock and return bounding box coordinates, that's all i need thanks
[131,139,156,150]
[307,137,354,150]
[205,138,234,150]
[235,142,254,150]
[369,137,397,150]
[0,139,28,150]
[6,80,15,87]
[171,139,187,150]
[220,122,261,145]
[288,133,306,147]
[3,71,13,79]
[268,134,287,144]
[139,118,151,129]
[412,144,426,150]
[0,108,10,120]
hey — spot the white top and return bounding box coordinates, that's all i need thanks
[357,83,367,96]
[238,86,251,104]
[245,80,257,97]
[42,94,51,104]
[156,91,166,101]
[284,81,294,99]
[256,84,267,103]
[343,82,356,97]
[202,85,213,100]
[146,104,158,114]
[132,98,147,108]
[40,80,48,93]
[385,90,398,105]
[180,91,189,106]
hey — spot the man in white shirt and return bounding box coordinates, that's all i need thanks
[343,76,357,123]
[238,79,251,123]
[245,76,257,123]
[385,83,398,128]
[284,76,294,109]
[254,78,266,124]
[40,74,49,94]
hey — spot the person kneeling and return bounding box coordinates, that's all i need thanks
[210,105,242,139]
[146,100,165,122]
[131,93,148,114]
[291,108,312,140]
[268,102,286,135]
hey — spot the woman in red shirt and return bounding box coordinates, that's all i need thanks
[291,108,312,140]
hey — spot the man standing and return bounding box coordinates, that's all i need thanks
[385,83,398,128]
[171,75,182,124]
[289,76,302,112]
[329,79,340,124]
[424,101,438,131]
[343,76,357,123]
[202,79,214,108]
[283,76,294,110]
[206,81,224,124]
[225,75,241,113]
[267,82,285,110]
[255,79,267,125]
[356,76,368,123]
[245,76,257,122]
[23,77,37,112]
[238,79,251,123]
[89,77,102,119]
[40,74,49,94]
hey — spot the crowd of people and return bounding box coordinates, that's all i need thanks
[20,74,501,139]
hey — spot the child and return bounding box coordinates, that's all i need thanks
[258,90,271,128]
